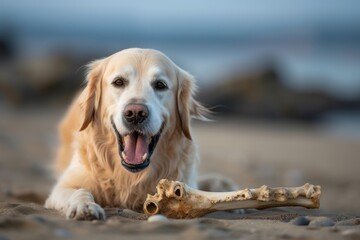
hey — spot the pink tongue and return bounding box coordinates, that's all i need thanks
[123,133,148,165]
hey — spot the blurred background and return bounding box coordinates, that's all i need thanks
[0,0,359,214]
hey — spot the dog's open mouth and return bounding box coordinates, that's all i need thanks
[111,118,164,173]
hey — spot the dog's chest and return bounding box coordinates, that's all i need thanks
[95,175,157,210]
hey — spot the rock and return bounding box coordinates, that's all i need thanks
[29,215,48,224]
[341,228,360,238]
[53,228,71,238]
[147,214,169,222]
[105,218,121,226]
[308,217,335,227]
[290,216,310,226]
[336,218,360,226]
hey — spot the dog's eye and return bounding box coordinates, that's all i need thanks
[112,77,126,88]
[153,80,168,91]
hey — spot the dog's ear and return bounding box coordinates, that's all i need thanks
[79,59,105,131]
[176,68,210,140]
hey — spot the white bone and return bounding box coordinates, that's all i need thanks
[144,179,321,219]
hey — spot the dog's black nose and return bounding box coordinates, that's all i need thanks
[123,104,149,124]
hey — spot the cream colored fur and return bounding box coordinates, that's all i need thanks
[45,48,208,220]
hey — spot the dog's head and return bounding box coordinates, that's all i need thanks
[78,48,208,173]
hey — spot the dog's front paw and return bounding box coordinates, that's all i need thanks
[66,202,106,220]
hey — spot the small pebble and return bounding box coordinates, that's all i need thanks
[341,228,360,238]
[54,228,71,238]
[308,217,335,227]
[106,218,120,226]
[290,216,310,226]
[147,214,169,222]
[30,215,48,224]
[336,218,360,226]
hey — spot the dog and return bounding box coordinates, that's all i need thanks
[45,48,210,220]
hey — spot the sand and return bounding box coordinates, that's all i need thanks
[0,107,359,240]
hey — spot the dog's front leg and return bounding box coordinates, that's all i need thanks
[45,157,106,220]
[45,186,105,220]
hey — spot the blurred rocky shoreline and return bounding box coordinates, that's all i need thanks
[199,63,360,123]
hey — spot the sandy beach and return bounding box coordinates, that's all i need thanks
[0,107,359,239]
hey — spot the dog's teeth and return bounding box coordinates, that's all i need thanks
[121,152,126,159]
[142,153,148,161]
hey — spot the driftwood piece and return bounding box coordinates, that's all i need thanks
[144,179,321,219]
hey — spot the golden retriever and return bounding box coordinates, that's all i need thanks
[45,48,209,220]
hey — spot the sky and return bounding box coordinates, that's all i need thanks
[1,0,360,38]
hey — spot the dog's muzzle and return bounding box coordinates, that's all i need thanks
[111,117,164,173]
